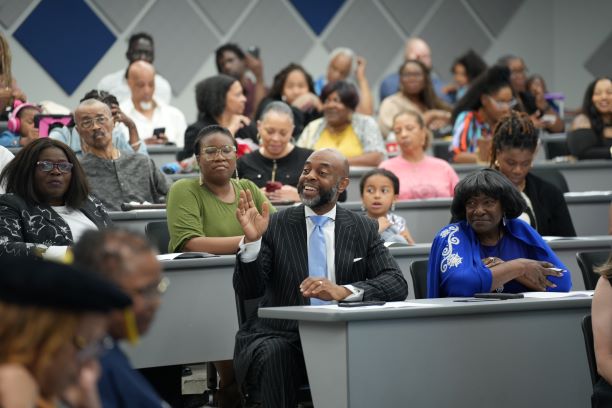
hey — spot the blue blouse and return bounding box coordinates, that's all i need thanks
[427,219,572,297]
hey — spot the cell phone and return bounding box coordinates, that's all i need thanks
[247,46,260,59]
[541,114,556,124]
[153,127,165,138]
[34,114,74,137]
[338,301,386,307]
[473,293,524,300]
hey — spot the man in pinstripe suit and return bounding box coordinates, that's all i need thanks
[233,149,408,407]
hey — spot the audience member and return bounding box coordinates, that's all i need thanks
[443,49,487,104]
[567,77,612,159]
[0,100,41,147]
[72,228,169,408]
[591,254,612,406]
[77,99,170,211]
[378,59,451,137]
[360,168,414,244]
[178,74,257,161]
[50,89,147,156]
[0,32,26,116]
[297,80,386,166]
[315,47,374,115]
[254,63,321,136]
[0,138,110,258]
[169,125,274,254]
[490,112,576,236]
[450,65,514,163]
[233,148,408,407]
[98,32,172,104]
[0,256,131,408]
[167,125,272,407]
[379,37,448,102]
[497,55,564,133]
[120,61,186,146]
[0,145,13,193]
[379,110,458,199]
[526,74,560,113]
[216,43,266,118]
[427,169,571,297]
[238,102,313,203]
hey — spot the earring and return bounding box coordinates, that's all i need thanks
[234,168,240,180]
[391,203,396,211]
[361,204,366,212]
[494,160,500,168]
[502,214,507,226]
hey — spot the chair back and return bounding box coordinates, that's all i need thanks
[145,221,170,255]
[410,259,429,299]
[576,250,609,290]
[530,168,569,193]
[582,314,601,386]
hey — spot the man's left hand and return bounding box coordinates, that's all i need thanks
[300,277,351,301]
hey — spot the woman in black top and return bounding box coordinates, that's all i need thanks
[178,74,257,160]
[567,77,612,160]
[490,112,576,237]
[238,101,312,203]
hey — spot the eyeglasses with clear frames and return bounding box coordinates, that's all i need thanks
[134,276,170,301]
[79,115,109,129]
[488,96,518,110]
[73,335,113,363]
[201,145,236,161]
[36,161,74,173]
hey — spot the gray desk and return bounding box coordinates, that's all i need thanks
[147,145,182,168]
[259,297,592,408]
[109,209,167,234]
[344,192,612,243]
[124,256,238,368]
[343,160,612,201]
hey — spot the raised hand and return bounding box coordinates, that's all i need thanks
[236,189,270,242]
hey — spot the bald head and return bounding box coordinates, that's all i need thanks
[127,60,155,106]
[298,148,350,213]
[404,37,432,69]
[312,148,349,178]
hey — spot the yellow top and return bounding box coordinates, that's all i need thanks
[314,125,363,157]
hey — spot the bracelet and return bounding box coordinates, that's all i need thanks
[131,141,141,148]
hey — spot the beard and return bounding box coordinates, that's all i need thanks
[298,181,339,210]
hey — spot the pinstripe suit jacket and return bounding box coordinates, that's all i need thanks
[233,204,408,333]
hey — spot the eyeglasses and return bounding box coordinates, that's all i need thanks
[401,71,424,78]
[133,277,170,301]
[73,335,112,363]
[79,115,109,129]
[36,161,73,173]
[200,145,236,161]
[488,96,518,110]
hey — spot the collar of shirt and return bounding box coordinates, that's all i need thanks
[304,205,336,221]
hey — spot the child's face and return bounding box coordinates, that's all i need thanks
[362,174,396,218]
[18,108,40,142]
[452,63,468,87]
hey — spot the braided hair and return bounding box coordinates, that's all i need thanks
[489,111,538,168]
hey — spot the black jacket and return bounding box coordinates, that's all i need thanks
[523,173,576,237]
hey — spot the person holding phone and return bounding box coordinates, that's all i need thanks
[427,169,571,298]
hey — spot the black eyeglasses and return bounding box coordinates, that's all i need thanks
[200,145,236,161]
[36,161,74,173]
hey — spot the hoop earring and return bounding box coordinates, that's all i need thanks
[494,160,500,168]
[502,214,507,227]
[391,203,396,211]
[361,204,365,212]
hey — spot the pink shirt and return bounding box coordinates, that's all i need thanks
[379,155,459,200]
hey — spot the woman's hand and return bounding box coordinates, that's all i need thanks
[514,259,564,291]
[292,93,322,112]
[483,257,504,268]
[236,190,270,242]
[228,115,251,135]
[265,185,299,203]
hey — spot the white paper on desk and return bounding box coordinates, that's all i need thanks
[521,291,594,299]
[157,253,184,260]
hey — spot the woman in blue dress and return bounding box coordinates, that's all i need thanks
[427,168,572,297]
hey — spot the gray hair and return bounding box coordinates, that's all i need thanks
[260,101,294,124]
[328,47,358,79]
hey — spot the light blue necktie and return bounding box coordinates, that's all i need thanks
[308,215,331,305]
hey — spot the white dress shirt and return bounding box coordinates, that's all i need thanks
[120,98,186,147]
